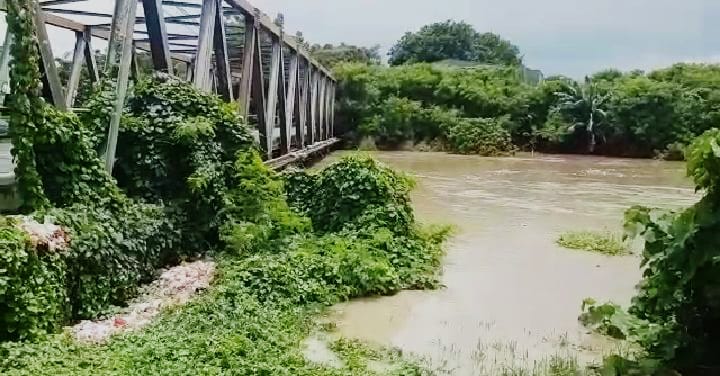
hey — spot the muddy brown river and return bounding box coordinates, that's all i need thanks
[320,151,697,374]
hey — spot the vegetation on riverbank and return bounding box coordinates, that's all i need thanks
[556,231,629,256]
[1,4,449,373]
[334,21,720,159]
[580,129,720,374]
[335,62,720,159]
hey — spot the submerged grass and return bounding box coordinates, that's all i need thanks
[556,231,629,256]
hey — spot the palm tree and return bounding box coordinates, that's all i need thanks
[554,77,610,153]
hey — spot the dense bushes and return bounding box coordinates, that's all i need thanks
[270,156,450,306]
[1,5,449,374]
[442,116,514,155]
[0,218,66,341]
[335,63,520,156]
[285,156,416,234]
[1,5,449,360]
[624,129,720,372]
[50,204,179,319]
[336,61,720,158]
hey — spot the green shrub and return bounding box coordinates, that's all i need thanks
[34,107,125,209]
[47,203,179,319]
[0,217,67,341]
[442,115,515,156]
[578,130,720,373]
[220,150,310,254]
[556,230,629,255]
[229,225,449,307]
[358,97,428,147]
[113,75,254,251]
[285,155,415,234]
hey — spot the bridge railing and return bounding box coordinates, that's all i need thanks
[0,0,337,169]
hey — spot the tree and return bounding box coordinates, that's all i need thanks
[591,69,623,82]
[388,20,521,66]
[310,43,381,68]
[553,78,611,153]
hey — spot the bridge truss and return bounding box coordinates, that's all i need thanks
[0,0,338,169]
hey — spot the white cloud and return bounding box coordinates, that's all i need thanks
[1,0,718,78]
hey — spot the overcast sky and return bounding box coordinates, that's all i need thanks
[253,0,720,78]
[1,0,719,79]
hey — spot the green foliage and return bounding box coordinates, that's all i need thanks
[114,74,254,250]
[603,77,687,156]
[47,203,179,319]
[311,43,381,68]
[0,151,449,374]
[34,106,125,209]
[0,217,66,341]
[336,60,720,158]
[0,249,437,375]
[359,97,428,147]
[552,78,611,153]
[231,225,448,307]
[5,1,50,211]
[433,66,527,119]
[388,20,521,66]
[686,128,720,191]
[285,155,415,234]
[579,299,658,343]
[335,63,522,154]
[578,130,720,374]
[220,150,310,254]
[556,231,629,255]
[442,115,515,156]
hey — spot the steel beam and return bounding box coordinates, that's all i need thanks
[82,27,100,82]
[250,25,267,156]
[286,52,300,149]
[213,0,232,101]
[264,36,281,158]
[104,0,138,171]
[298,58,310,147]
[141,0,173,73]
[309,68,318,145]
[237,16,256,115]
[65,31,86,107]
[192,0,217,91]
[33,2,67,110]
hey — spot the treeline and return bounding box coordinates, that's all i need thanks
[334,62,720,158]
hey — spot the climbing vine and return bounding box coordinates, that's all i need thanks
[582,128,720,374]
[5,0,50,211]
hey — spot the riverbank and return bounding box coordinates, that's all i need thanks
[321,151,697,374]
[0,154,450,375]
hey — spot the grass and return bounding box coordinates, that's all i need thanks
[556,231,630,256]
[0,256,430,376]
[498,355,583,376]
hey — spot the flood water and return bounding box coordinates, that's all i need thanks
[321,151,697,374]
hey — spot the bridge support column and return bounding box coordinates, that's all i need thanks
[82,27,100,83]
[104,0,138,172]
[286,52,300,150]
[213,0,233,101]
[297,57,310,148]
[309,67,318,145]
[193,0,217,91]
[65,31,86,108]
[32,1,66,110]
